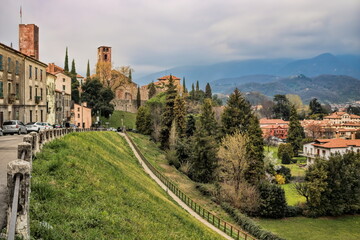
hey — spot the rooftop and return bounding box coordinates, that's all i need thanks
[311,138,360,148]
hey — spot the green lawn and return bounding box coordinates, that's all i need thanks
[30,132,224,240]
[100,110,137,129]
[255,215,360,240]
[281,183,306,206]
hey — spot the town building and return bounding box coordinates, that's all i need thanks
[323,111,360,124]
[46,63,72,125]
[259,118,289,140]
[303,139,360,165]
[46,72,56,124]
[71,102,92,128]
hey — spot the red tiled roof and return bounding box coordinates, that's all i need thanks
[77,74,84,78]
[157,75,181,81]
[261,125,289,129]
[324,112,360,119]
[312,139,360,148]
[260,118,289,125]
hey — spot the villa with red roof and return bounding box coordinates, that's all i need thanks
[324,111,360,124]
[260,118,289,140]
[303,138,360,165]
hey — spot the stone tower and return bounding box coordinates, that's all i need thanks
[19,24,39,60]
[97,46,112,64]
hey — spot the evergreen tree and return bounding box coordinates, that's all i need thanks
[190,83,195,99]
[244,115,265,185]
[221,88,252,135]
[64,47,69,72]
[160,75,178,149]
[309,98,325,115]
[205,83,212,99]
[182,77,187,93]
[190,99,219,183]
[86,60,90,78]
[196,81,199,92]
[174,95,187,137]
[70,59,76,76]
[186,114,196,137]
[287,105,305,156]
[136,106,152,135]
[273,94,291,120]
[136,87,141,108]
[148,82,156,99]
[129,69,132,82]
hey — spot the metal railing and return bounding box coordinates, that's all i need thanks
[125,132,256,240]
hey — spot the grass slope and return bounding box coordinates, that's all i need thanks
[100,110,137,129]
[30,132,224,240]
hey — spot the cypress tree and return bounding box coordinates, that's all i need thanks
[136,87,141,108]
[160,75,178,149]
[183,77,187,93]
[129,69,132,82]
[64,47,69,72]
[186,114,196,137]
[287,105,305,156]
[86,60,90,78]
[191,83,195,99]
[196,81,199,91]
[221,88,252,135]
[148,82,156,99]
[136,106,152,135]
[71,59,76,76]
[174,95,187,137]
[205,83,212,99]
[199,98,218,137]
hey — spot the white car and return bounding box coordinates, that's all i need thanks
[41,122,54,129]
[26,122,44,132]
[2,120,28,135]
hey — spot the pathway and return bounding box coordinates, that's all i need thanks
[120,133,232,240]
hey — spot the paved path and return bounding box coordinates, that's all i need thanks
[0,134,24,230]
[120,133,232,240]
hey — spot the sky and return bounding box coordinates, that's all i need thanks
[0,0,359,81]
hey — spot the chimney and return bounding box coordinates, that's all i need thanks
[19,24,39,59]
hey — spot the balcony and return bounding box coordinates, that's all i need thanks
[35,96,41,104]
[8,93,16,104]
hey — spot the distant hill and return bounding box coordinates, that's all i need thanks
[135,53,360,86]
[232,75,360,104]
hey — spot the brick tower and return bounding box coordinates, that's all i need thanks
[19,24,39,60]
[97,46,112,64]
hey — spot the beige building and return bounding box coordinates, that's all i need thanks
[47,63,72,125]
[71,103,92,128]
[46,72,56,124]
[324,112,360,124]
[0,42,48,125]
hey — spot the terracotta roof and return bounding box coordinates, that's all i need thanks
[324,112,360,119]
[260,119,289,125]
[312,139,360,148]
[77,74,84,78]
[261,125,289,129]
[157,75,181,81]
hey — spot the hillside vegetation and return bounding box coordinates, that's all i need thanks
[30,132,224,240]
[100,110,137,129]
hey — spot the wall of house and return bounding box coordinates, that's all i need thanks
[46,73,56,124]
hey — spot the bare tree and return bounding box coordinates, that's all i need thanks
[218,131,248,195]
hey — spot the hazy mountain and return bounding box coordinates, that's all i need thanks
[233,75,360,104]
[135,53,360,86]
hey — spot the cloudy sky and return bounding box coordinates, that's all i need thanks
[0,0,359,80]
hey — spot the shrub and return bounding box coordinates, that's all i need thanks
[285,205,302,217]
[275,174,286,184]
[276,165,291,183]
[221,202,285,240]
[165,150,180,169]
[278,143,294,162]
[258,182,287,218]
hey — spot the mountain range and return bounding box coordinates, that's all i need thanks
[136,53,360,88]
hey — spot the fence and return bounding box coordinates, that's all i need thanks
[6,127,106,240]
[125,132,256,240]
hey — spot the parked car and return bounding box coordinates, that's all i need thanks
[2,120,27,135]
[25,122,42,132]
[0,127,3,136]
[108,127,117,132]
[41,122,54,129]
[54,124,63,128]
[69,124,77,129]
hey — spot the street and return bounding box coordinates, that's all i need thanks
[0,134,25,230]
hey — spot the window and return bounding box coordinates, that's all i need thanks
[35,88,38,97]
[35,67,38,80]
[29,65,32,79]
[63,85,65,91]
[78,107,80,111]
[0,81,3,98]
[78,114,80,118]
[0,54,3,70]
[40,88,43,100]
[15,61,19,75]
[7,58,11,73]
[15,83,19,99]
[40,69,43,81]
[29,86,32,99]
[41,110,43,122]
[63,78,65,82]
[8,82,11,94]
